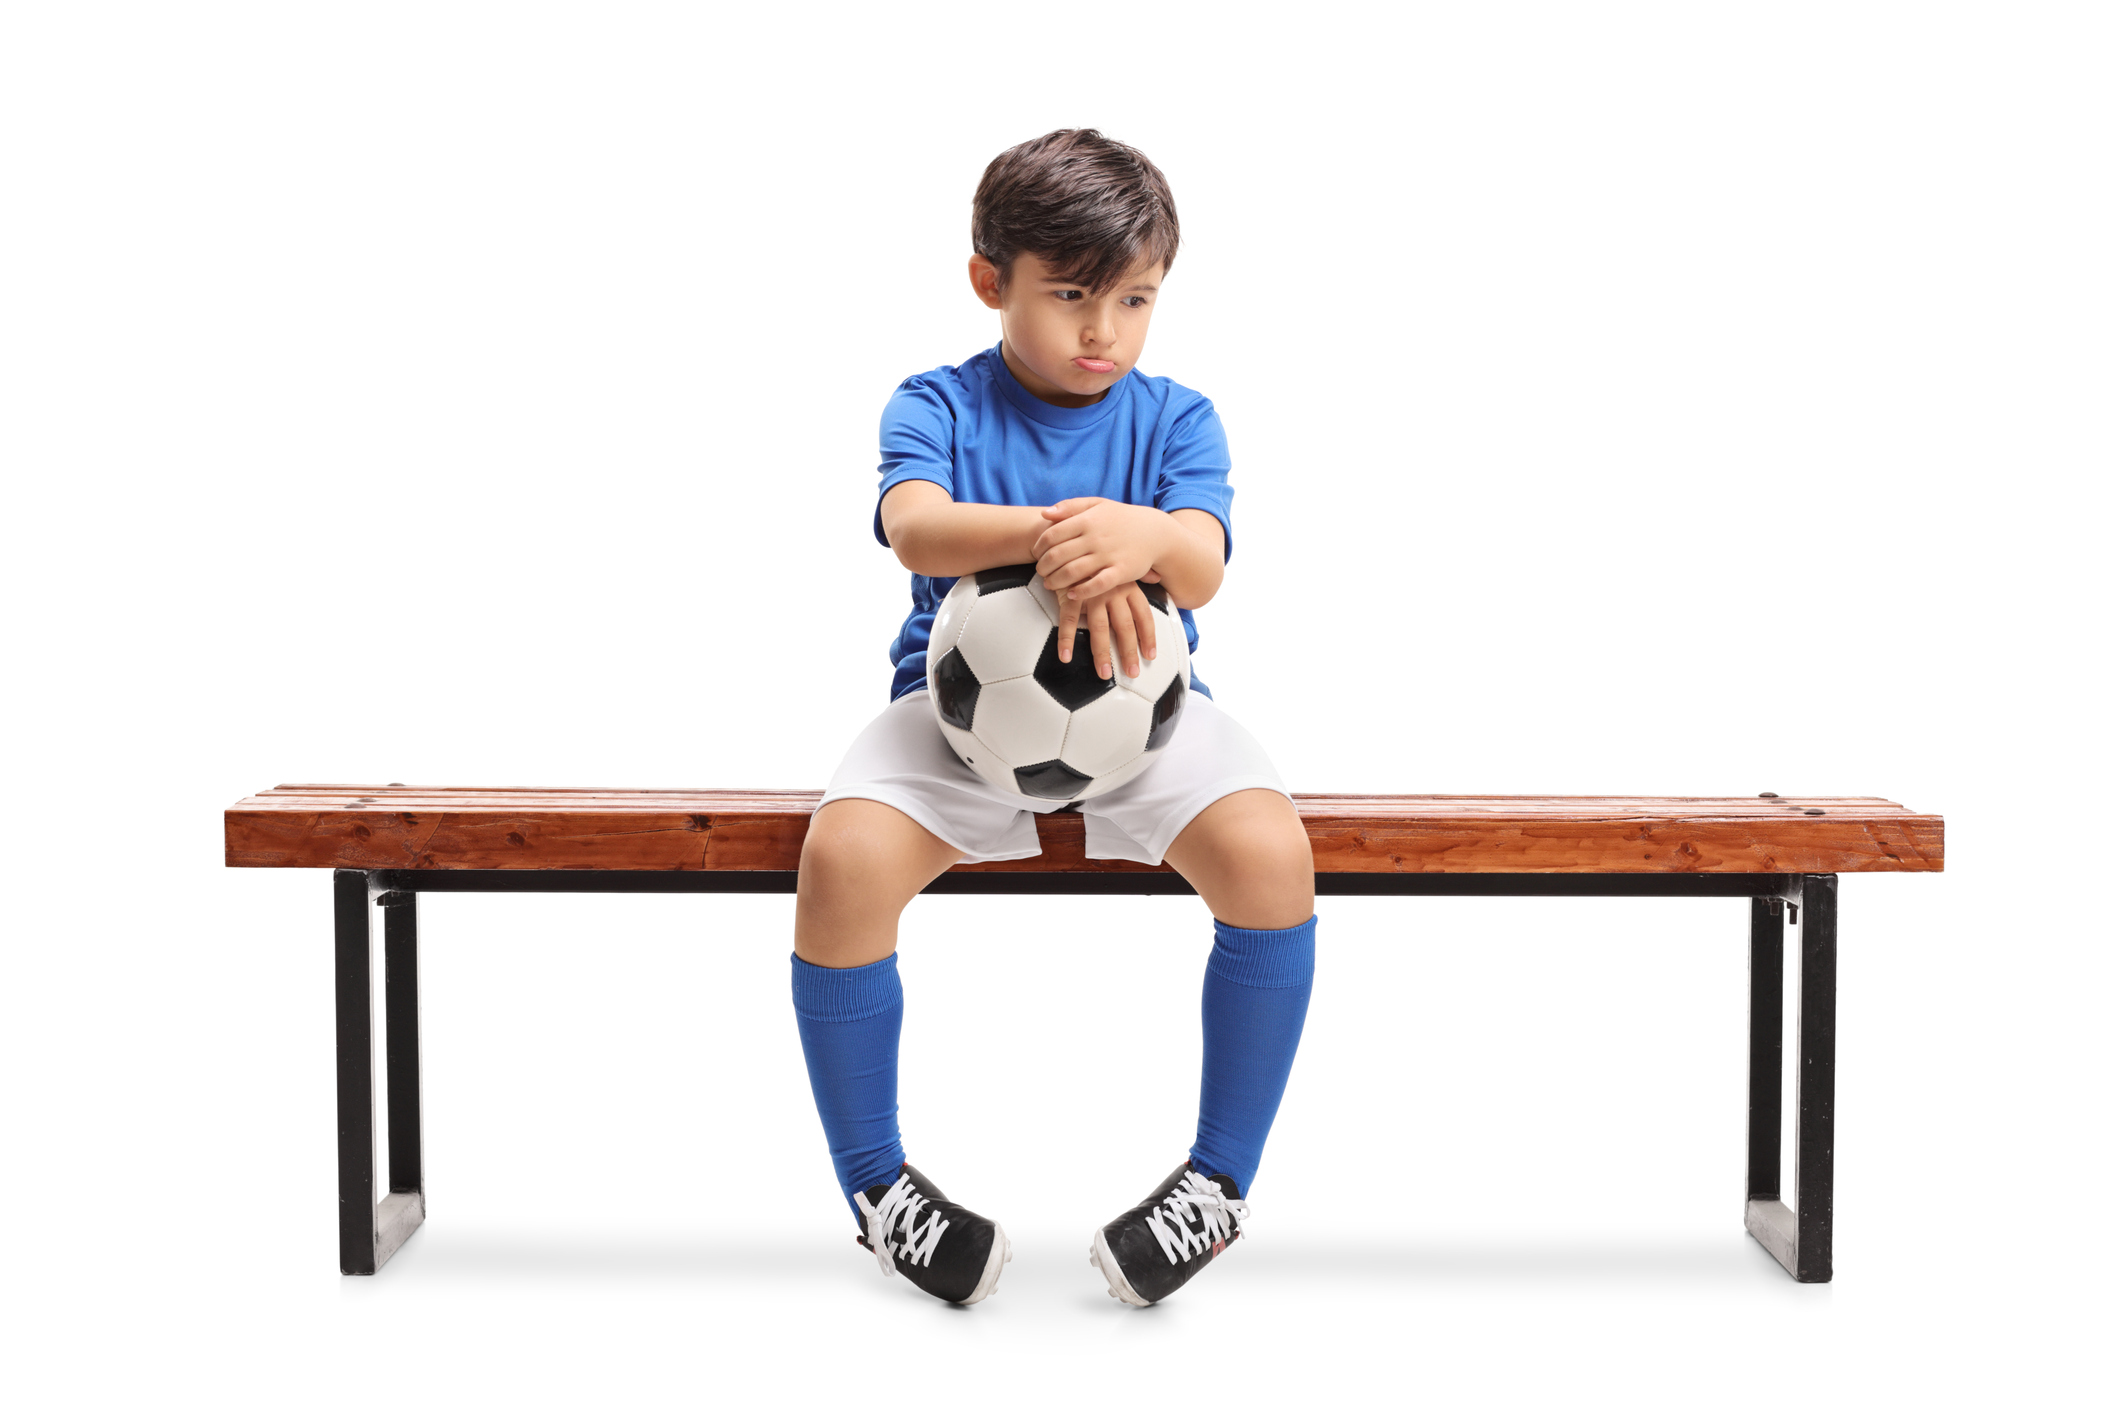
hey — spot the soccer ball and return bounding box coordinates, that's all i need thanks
[926,563,1190,801]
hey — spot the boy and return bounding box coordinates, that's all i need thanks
[792,129,1316,1307]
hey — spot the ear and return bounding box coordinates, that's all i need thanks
[968,253,1007,310]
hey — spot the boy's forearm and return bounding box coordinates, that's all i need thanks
[1150,508,1227,610]
[882,483,1048,578]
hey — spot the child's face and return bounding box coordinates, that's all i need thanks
[969,251,1164,408]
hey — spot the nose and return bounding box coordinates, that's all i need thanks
[1082,312,1115,348]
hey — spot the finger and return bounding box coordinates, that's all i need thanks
[1129,587,1158,662]
[1035,515,1090,549]
[1086,602,1115,679]
[1057,591,1080,659]
[1139,569,1163,584]
[1049,554,1102,594]
[1044,496,1099,521]
[1109,593,1143,678]
[1033,524,1087,574]
[1066,565,1131,601]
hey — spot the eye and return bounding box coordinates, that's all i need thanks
[1055,289,1084,302]
[1122,295,1149,308]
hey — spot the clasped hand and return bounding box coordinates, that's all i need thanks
[1032,497,1168,682]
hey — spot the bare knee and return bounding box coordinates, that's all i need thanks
[794,800,959,968]
[1166,790,1314,930]
[1225,819,1316,928]
[799,812,892,899]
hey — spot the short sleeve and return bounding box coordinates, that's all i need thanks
[1155,398,1235,562]
[874,379,957,547]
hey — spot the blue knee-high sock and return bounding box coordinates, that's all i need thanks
[791,953,907,1222]
[1190,916,1316,1196]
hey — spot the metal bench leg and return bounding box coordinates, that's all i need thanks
[1745,895,1784,1209]
[382,888,426,1240]
[333,869,426,1273]
[1744,874,1837,1281]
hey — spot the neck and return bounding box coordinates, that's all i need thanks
[999,340,1106,408]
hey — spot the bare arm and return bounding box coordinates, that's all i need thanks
[1142,507,1226,610]
[878,479,1049,578]
[1033,500,1226,680]
[1033,500,1226,610]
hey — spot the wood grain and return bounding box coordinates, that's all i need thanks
[226,787,1944,875]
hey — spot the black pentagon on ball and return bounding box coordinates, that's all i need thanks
[1144,674,1187,751]
[1014,758,1094,800]
[931,647,981,730]
[975,563,1038,595]
[1136,580,1169,612]
[1030,627,1119,712]
[1032,625,1116,711]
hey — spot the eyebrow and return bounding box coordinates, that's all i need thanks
[1039,278,1161,292]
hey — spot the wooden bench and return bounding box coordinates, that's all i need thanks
[225,787,1944,1280]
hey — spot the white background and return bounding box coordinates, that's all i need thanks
[5,2,2115,1408]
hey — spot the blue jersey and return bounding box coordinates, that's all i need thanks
[875,345,1235,702]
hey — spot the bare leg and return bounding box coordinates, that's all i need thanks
[795,798,964,968]
[1157,788,1316,1201]
[1160,788,1314,927]
[792,796,1010,1297]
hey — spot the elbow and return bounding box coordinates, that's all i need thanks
[1170,567,1223,612]
[898,554,955,577]
[890,533,954,577]
[882,518,939,576]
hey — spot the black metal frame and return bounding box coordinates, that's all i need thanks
[333,871,427,1274]
[330,867,1838,1280]
[1744,874,1838,1280]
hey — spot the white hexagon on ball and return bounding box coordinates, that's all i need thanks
[955,584,1055,683]
[1059,686,1153,780]
[1116,604,1185,703]
[929,587,970,658]
[970,675,1070,769]
[1085,749,1160,799]
[1023,578,1062,626]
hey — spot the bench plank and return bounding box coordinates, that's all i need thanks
[226,789,1942,875]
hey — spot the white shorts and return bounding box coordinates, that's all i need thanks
[819,689,1287,866]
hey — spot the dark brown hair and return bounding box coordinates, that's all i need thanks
[972,129,1181,295]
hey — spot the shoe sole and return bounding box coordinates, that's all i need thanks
[958,1227,1012,1305]
[1090,1229,1152,1307]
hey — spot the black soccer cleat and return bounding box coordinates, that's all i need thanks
[855,1162,1011,1305]
[1090,1162,1248,1306]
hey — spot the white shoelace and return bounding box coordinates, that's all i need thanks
[856,1175,951,1275]
[1145,1170,1249,1265]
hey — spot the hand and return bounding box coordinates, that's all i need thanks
[1056,581,1160,681]
[1033,497,1171,603]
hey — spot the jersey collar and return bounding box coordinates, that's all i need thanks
[987,344,1129,430]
